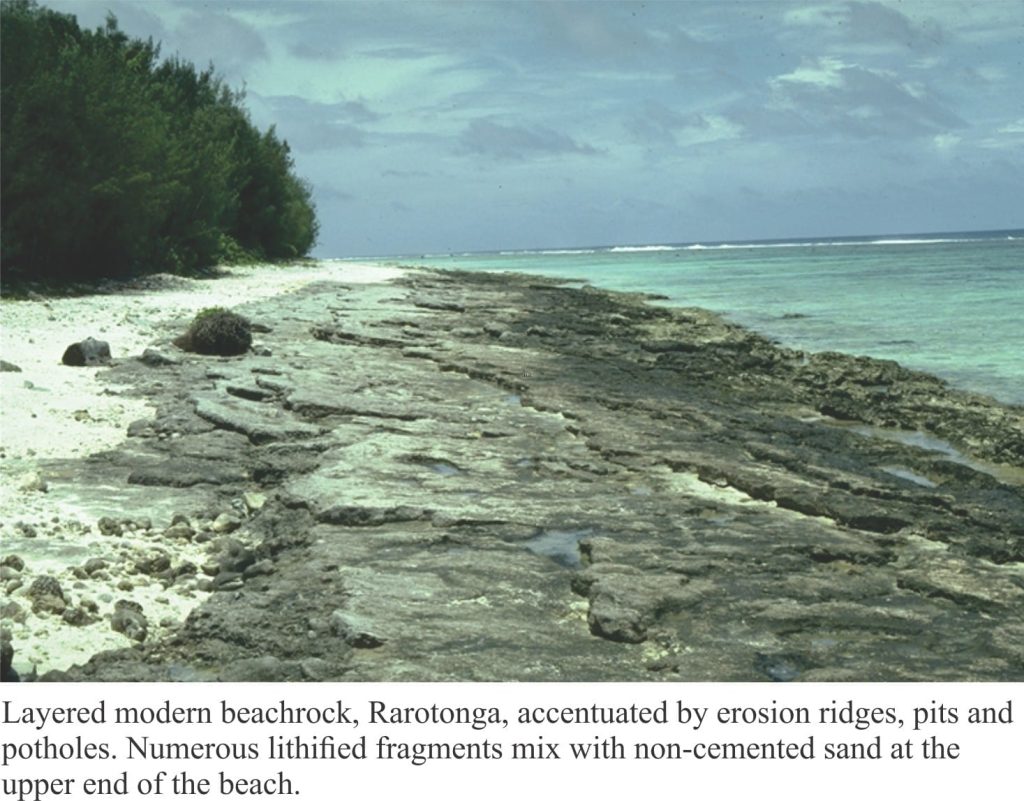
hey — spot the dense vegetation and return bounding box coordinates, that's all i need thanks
[1,0,318,285]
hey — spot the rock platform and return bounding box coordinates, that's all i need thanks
[27,269,1024,681]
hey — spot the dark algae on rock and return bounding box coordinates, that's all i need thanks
[38,269,1024,682]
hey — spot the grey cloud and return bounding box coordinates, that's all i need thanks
[382,169,432,179]
[767,61,964,138]
[314,185,355,203]
[845,2,943,48]
[459,120,599,161]
[783,1,943,51]
[264,95,380,125]
[175,12,268,76]
[256,94,379,153]
[626,102,713,146]
[287,40,345,61]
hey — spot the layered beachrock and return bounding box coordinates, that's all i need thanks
[23,269,1024,681]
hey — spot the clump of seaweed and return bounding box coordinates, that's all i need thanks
[174,307,252,356]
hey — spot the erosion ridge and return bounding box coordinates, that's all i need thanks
[30,268,1024,680]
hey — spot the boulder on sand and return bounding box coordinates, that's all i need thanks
[61,337,112,366]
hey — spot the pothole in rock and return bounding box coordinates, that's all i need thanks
[427,462,462,477]
[825,420,1024,485]
[524,527,594,568]
[880,466,937,488]
[405,455,463,477]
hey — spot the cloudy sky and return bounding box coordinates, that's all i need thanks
[47,0,1024,256]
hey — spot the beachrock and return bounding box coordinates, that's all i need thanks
[212,539,256,575]
[201,561,221,577]
[211,572,244,591]
[110,600,148,642]
[139,348,179,367]
[243,559,276,579]
[1,601,27,624]
[62,606,96,627]
[316,505,430,527]
[97,517,122,537]
[18,472,48,493]
[211,513,242,533]
[14,522,37,539]
[61,337,112,366]
[133,551,171,576]
[0,360,22,372]
[243,492,267,513]
[1,628,16,682]
[163,524,195,541]
[27,576,66,615]
[82,558,107,575]
[329,611,386,648]
[37,270,1024,683]
[219,656,304,682]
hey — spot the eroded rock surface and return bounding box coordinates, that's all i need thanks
[38,270,1024,681]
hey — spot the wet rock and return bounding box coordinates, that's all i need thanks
[1,555,25,571]
[61,337,112,366]
[0,360,22,372]
[110,600,148,642]
[0,567,20,582]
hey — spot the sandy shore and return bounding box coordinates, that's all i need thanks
[1,260,404,675]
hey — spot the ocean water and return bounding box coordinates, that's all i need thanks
[414,230,1023,405]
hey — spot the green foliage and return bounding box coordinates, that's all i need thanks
[174,307,252,356]
[0,0,319,285]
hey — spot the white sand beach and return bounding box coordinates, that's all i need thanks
[0,260,404,675]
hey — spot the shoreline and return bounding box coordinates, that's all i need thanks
[2,263,1022,681]
[1,261,405,675]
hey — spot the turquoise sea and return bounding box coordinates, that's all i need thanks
[412,230,1023,405]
